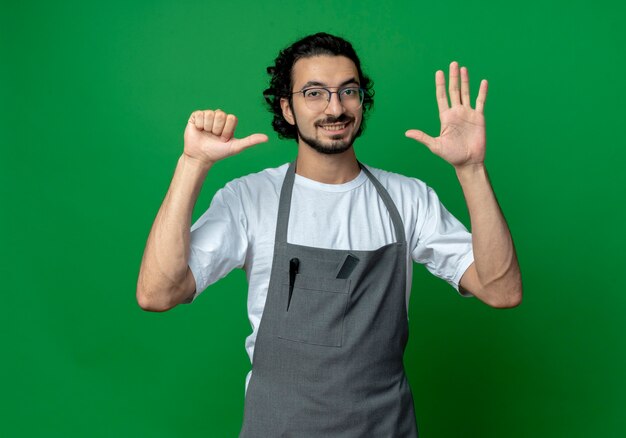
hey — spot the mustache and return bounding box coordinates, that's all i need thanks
[315,115,353,125]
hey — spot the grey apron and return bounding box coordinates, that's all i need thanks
[239,161,418,437]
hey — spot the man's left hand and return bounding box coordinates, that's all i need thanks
[405,61,488,169]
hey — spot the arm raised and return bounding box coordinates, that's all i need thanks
[136,110,267,311]
[406,62,522,308]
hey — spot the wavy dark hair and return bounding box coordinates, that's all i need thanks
[263,32,374,140]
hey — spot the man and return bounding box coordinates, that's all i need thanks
[137,33,522,437]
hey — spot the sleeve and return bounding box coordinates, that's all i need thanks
[411,185,474,295]
[185,184,248,302]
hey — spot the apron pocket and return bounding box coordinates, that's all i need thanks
[278,274,350,347]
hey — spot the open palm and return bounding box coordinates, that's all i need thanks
[406,62,488,168]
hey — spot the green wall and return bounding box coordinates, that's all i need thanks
[2,0,625,436]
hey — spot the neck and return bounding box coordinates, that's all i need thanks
[295,144,360,184]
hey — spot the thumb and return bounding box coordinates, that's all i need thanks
[405,129,436,151]
[231,133,269,153]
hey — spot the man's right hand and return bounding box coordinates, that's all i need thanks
[184,109,269,168]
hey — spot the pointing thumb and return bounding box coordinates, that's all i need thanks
[233,133,269,152]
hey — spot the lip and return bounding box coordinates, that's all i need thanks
[317,121,351,135]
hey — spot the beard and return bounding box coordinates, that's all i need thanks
[295,114,358,155]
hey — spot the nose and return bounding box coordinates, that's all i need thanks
[324,91,344,116]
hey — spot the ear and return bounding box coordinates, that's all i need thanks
[280,97,296,126]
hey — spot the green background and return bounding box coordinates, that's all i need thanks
[2,0,624,436]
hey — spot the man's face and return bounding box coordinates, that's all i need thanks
[280,55,363,155]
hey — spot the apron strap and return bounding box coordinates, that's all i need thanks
[275,161,297,245]
[275,160,406,244]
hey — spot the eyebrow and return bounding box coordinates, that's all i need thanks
[299,77,360,90]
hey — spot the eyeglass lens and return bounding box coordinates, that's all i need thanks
[302,88,364,111]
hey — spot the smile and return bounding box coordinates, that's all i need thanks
[318,122,349,131]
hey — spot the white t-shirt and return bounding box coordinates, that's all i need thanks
[188,163,474,368]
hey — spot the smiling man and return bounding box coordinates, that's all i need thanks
[281,56,362,155]
[137,33,522,437]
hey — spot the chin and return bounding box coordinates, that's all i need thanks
[306,138,354,155]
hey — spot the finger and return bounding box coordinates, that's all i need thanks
[448,61,461,106]
[460,66,471,106]
[221,114,238,141]
[405,129,436,151]
[202,110,214,131]
[475,79,488,113]
[231,133,269,153]
[193,111,205,131]
[435,70,448,114]
[212,110,227,136]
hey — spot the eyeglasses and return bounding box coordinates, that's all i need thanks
[291,87,364,111]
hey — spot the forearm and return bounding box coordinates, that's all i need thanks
[137,154,212,311]
[456,164,522,307]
